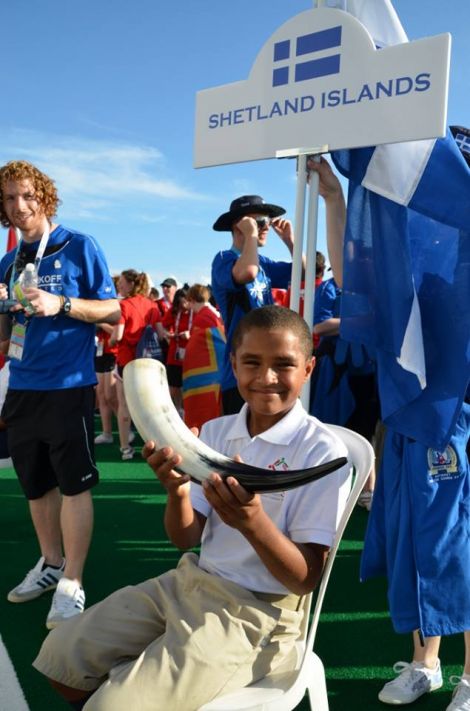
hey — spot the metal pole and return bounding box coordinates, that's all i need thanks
[276,146,327,410]
[301,155,321,408]
[289,154,307,313]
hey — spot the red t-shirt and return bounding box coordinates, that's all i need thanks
[162,308,191,366]
[117,294,160,367]
[156,297,172,317]
[271,288,287,307]
[96,328,118,357]
[191,304,223,331]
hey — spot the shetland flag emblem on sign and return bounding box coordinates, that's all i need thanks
[272,26,342,86]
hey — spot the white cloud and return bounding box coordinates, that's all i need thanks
[0,128,209,222]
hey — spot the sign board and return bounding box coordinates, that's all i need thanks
[194,7,450,168]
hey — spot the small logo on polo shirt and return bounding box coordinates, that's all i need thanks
[54,259,61,269]
[427,445,459,481]
[268,457,289,471]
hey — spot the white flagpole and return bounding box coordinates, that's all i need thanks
[289,154,307,313]
[303,155,320,335]
[277,147,327,409]
[300,155,321,407]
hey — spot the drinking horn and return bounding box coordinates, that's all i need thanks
[123,359,347,493]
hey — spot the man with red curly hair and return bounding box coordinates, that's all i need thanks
[0,160,120,629]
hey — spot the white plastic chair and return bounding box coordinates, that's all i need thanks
[198,425,375,711]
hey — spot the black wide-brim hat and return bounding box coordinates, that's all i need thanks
[213,195,286,232]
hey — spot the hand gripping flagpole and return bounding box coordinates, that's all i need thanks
[276,147,328,408]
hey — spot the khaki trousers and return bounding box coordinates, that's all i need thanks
[34,553,303,711]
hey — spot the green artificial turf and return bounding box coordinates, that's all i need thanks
[0,434,465,710]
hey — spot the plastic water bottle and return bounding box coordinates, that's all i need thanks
[21,263,39,289]
[14,263,38,315]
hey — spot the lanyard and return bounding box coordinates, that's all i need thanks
[175,309,192,342]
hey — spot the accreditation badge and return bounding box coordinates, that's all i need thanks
[8,322,27,361]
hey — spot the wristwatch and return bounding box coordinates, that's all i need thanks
[61,296,72,315]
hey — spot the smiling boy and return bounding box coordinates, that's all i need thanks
[34,306,350,711]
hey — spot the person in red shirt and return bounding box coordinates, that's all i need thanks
[110,270,162,460]
[161,287,190,415]
[156,278,177,363]
[94,324,119,445]
[156,277,177,316]
[183,284,226,430]
[284,251,326,349]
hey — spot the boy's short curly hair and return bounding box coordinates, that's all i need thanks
[0,161,60,228]
[231,305,313,359]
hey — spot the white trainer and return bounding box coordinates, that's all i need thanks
[446,677,470,711]
[46,577,86,629]
[378,660,443,705]
[7,557,65,603]
[120,446,134,461]
[94,432,113,444]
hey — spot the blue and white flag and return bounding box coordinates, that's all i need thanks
[329,0,470,448]
[316,0,408,47]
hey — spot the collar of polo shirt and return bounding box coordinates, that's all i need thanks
[227,399,305,445]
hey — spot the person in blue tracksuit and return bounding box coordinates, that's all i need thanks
[363,393,470,709]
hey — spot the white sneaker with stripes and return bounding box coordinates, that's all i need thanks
[46,577,86,629]
[7,556,65,603]
[446,677,470,711]
[379,660,443,705]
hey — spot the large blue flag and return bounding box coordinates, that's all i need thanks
[332,136,470,449]
[326,1,470,448]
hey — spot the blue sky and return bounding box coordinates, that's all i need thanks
[1,0,468,287]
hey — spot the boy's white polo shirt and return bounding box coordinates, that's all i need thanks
[191,400,351,594]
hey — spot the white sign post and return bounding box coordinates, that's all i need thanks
[194,5,450,406]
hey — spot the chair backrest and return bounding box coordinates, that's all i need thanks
[305,425,375,650]
[276,425,375,662]
[197,425,375,711]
